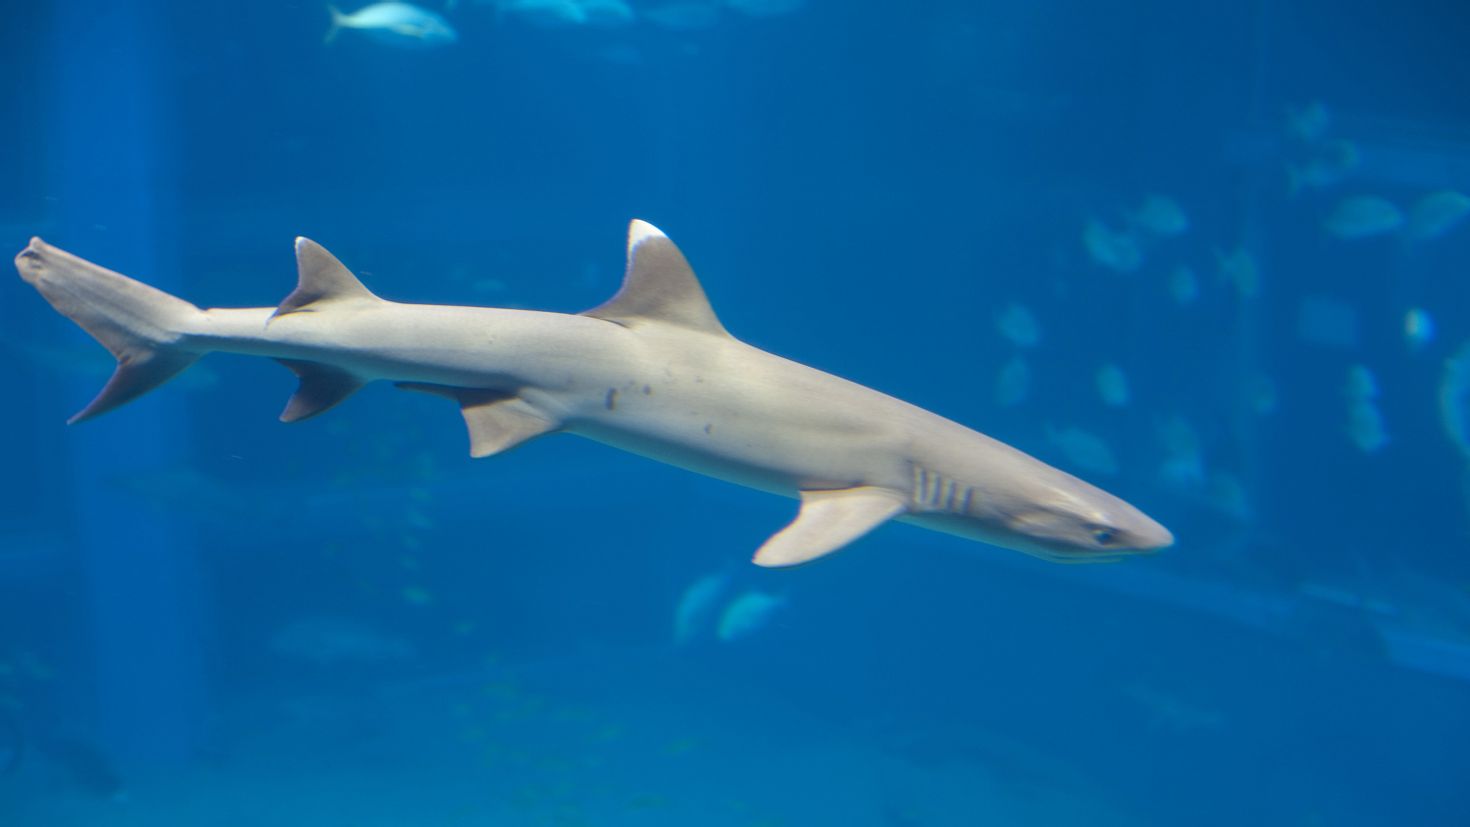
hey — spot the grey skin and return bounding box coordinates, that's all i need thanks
[14,221,1173,566]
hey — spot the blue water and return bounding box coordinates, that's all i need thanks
[3,1,1469,824]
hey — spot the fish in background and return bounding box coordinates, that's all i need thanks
[492,0,588,27]
[325,2,459,46]
[1243,371,1278,416]
[1166,265,1199,306]
[995,302,1041,348]
[577,0,637,26]
[1404,190,1470,242]
[1095,362,1129,408]
[716,590,787,642]
[493,0,637,27]
[270,616,418,665]
[1322,195,1405,240]
[1045,424,1119,476]
[642,1,722,29]
[1082,217,1144,273]
[725,0,807,17]
[1155,414,1205,488]
[1345,363,1379,401]
[0,709,18,779]
[1286,139,1361,196]
[673,570,730,646]
[1119,681,1224,734]
[1204,471,1252,521]
[1344,364,1389,454]
[994,354,1030,407]
[1285,100,1332,145]
[673,573,785,644]
[1214,246,1259,298]
[1440,342,1470,461]
[1126,194,1189,238]
[1404,308,1434,351]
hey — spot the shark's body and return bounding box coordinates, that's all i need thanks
[15,221,1172,565]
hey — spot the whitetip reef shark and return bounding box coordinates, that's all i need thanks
[14,221,1173,566]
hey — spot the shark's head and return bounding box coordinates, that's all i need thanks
[982,469,1175,563]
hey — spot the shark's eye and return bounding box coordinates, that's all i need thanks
[1091,527,1117,546]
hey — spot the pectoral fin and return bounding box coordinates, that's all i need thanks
[753,486,908,568]
[397,383,560,457]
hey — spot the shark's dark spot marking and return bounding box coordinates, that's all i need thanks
[642,384,652,395]
[605,388,619,411]
[703,423,713,435]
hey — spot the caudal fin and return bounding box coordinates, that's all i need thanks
[325,5,346,44]
[15,239,205,423]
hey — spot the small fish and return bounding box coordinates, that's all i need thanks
[493,0,586,26]
[1120,682,1224,734]
[994,355,1030,407]
[1405,190,1470,241]
[1166,265,1199,305]
[1095,363,1129,407]
[1215,246,1259,298]
[1045,424,1119,476]
[1404,308,1434,350]
[1206,471,1252,521]
[1345,365,1387,453]
[326,3,458,46]
[1346,399,1389,454]
[1082,218,1143,273]
[1127,195,1189,237]
[725,0,807,16]
[1285,100,1331,145]
[995,302,1041,348]
[673,570,729,645]
[577,0,636,26]
[1323,195,1404,240]
[1345,364,1379,401]
[643,1,722,29]
[1439,342,1470,461]
[716,591,786,642]
[270,616,417,665]
[1156,414,1204,487]
[1245,372,1277,416]
[1286,138,1360,195]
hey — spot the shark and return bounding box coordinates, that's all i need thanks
[14,221,1173,566]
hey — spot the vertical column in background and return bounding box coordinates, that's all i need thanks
[47,0,207,766]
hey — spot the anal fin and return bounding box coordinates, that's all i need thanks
[753,486,908,568]
[397,383,560,457]
[277,359,365,422]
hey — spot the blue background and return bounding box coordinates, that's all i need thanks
[2,1,1469,824]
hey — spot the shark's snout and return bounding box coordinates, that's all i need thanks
[1131,515,1175,552]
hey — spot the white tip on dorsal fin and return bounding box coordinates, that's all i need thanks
[581,220,729,336]
[753,487,908,568]
[275,238,380,317]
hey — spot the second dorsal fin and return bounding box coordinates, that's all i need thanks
[582,220,729,336]
[275,237,380,317]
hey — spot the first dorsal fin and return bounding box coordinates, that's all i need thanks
[582,220,729,336]
[275,237,380,317]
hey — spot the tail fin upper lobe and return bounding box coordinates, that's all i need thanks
[15,238,204,423]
